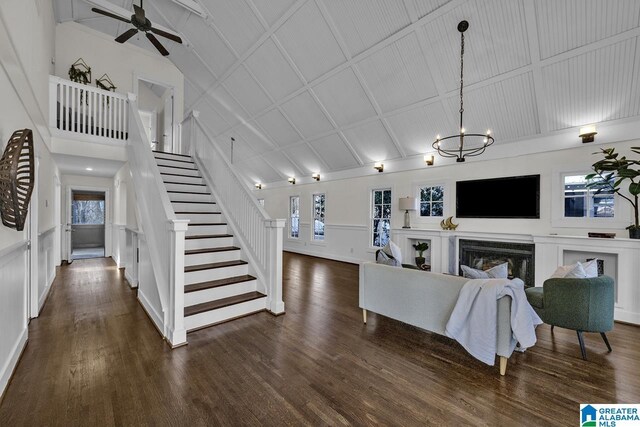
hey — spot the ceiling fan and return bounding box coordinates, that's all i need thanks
[91,0,182,56]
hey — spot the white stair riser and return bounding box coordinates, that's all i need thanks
[184,280,258,306]
[156,159,197,169]
[171,202,217,212]
[186,224,227,236]
[159,166,200,177]
[164,183,209,193]
[185,264,248,285]
[162,175,204,185]
[169,193,213,203]
[154,153,192,161]
[176,213,223,222]
[184,250,240,266]
[185,297,267,331]
[185,237,234,250]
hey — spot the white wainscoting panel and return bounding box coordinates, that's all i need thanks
[0,241,29,399]
[37,226,57,313]
[284,223,372,264]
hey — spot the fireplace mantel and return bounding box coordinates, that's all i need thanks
[392,228,640,325]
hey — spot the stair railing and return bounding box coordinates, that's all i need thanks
[126,93,189,346]
[181,111,285,314]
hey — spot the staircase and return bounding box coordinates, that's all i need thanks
[153,150,268,332]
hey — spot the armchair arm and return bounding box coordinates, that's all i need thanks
[543,276,615,332]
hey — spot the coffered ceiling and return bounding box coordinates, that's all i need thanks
[54,0,640,184]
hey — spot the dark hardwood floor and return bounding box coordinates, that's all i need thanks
[1,253,638,426]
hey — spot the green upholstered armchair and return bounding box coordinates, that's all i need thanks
[525,275,615,360]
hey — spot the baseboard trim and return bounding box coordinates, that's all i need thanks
[137,291,164,339]
[124,269,138,288]
[37,269,56,315]
[0,327,28,404]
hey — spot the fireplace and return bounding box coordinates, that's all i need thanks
[458,239,535,287]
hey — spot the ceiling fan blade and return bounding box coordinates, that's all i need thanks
[115,28,138,43]
[150,27,182,44]
[91,8,131,24]
[146,33,169,56]
[133,4,145,22]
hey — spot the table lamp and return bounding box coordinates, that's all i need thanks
[399,197,417,229]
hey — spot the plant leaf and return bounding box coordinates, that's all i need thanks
[630,182,640,196]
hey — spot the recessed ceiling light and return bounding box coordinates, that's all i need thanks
[86,167,93,171]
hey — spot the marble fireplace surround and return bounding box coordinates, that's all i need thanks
[392,229,640,325]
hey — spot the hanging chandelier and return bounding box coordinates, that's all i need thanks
[432,20,494,162]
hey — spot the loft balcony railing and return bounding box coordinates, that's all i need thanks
[49,75,128,143]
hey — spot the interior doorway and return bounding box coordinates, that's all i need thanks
[68,190,106,260]
[136,77,174,152]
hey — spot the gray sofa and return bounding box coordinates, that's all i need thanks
[359,262,515,375]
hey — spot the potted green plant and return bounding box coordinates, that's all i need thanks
[412,242,430,266]
[586,146,640,239]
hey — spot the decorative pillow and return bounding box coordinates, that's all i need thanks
[382,241,403,265]
[460,262,508,279]
[550,261,591,279]
[582,259,599,278]
[376,249,400,267]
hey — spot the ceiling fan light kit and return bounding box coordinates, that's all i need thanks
[92,0,183,56]
[432,20,494,163]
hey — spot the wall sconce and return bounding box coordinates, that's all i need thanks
[312,173,320,181]
[255,183,262,189]
[424,155,434,166]
[374,162,384,173]
[579,125,597,143]
[288,177,296,185]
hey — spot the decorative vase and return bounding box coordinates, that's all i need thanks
[415,257,425,267]
[629,228,640,239]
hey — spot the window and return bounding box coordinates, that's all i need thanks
[419,185,444,217]
[72,192,105,224]
[312,193,325,241]
[289,196,299,238]
[372,188,391,247]
[564,174,614,218]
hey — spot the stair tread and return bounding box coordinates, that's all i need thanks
[185,234,233,240]
[189,222,227,226]
[153,150,191,158]
[158,164,198,171]
[175,211,222,215]
[154,157,194,164]
[171,201,216,204]
[184,291,266,316]
[185,246,240,255]
[184,274,256,293]
[161,172,202,178]
[185,260,248,272]
[167,190,211,195]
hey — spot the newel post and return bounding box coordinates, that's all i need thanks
[265,219,286,314]
[168,219,189,347]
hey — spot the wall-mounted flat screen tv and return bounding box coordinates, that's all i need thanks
[456,174,540,218]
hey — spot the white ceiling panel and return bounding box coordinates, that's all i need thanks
[308,134,360,170]
[237,156,283,183]
[182,14,236,77]
[194,99,231,136]
[234,121,276,153]
[167,46,215,92]
[245,38,303,101]
[280,91,335,138]
[275,0,346,82]
[420,0,531,92]
[356,32,438,113]
[216,130,255,161]
[255,109,302,147]
[543,38,640,131]
[321,0,411,56]
[445,71,539,140]
[282,144,325,174]
[205,86,248,126]
[313,68,377,127]
[386,102,453,156]
[198,0,264,55]
[262,151,303,177]
[250,0,297,27]
[342,120,401,163]
[222,65,272,116]
[411,0,454,20]
[184,79,200,107]
[54,0,74,22]
[536,0,640,60]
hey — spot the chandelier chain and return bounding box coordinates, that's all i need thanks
[459,31,464,125]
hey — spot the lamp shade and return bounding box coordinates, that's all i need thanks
[399,197,416,211]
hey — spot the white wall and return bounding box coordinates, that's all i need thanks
[55,22,184,120]
[257,139,640,264]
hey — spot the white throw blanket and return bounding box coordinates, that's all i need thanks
[445,278,542,365]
